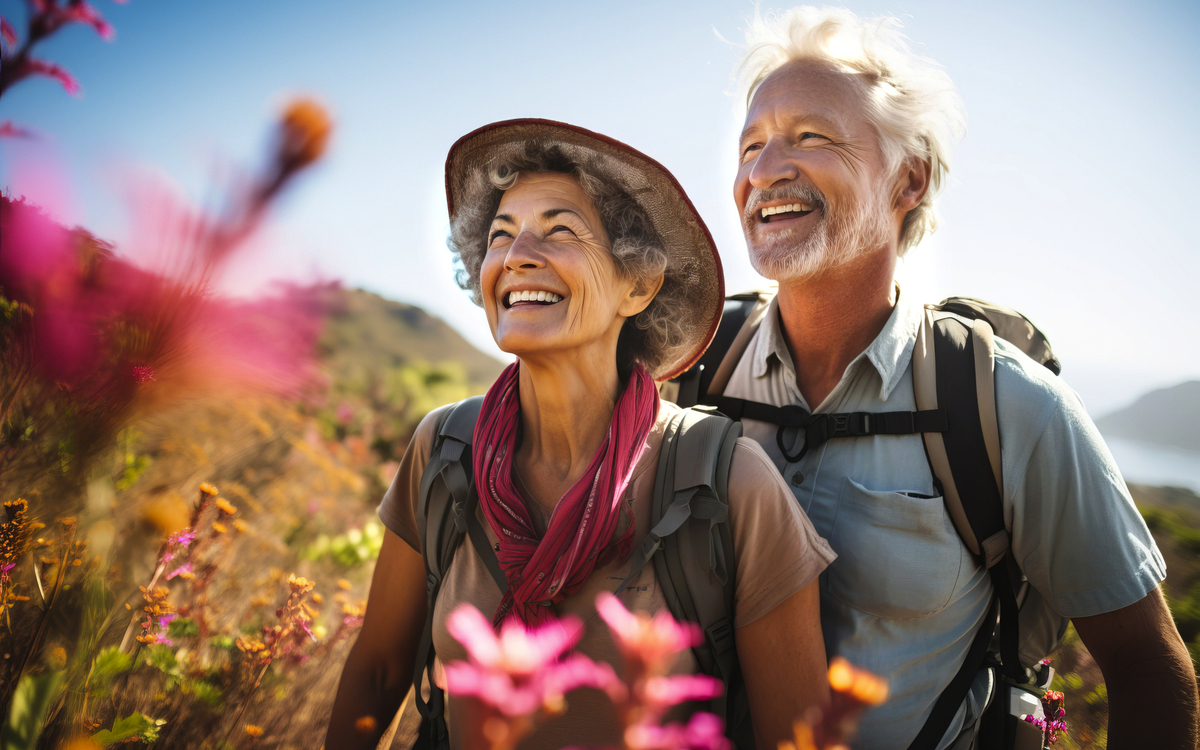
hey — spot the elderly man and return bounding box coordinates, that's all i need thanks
[704,7,1199,750]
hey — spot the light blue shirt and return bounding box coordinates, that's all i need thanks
[722,288,1165,749]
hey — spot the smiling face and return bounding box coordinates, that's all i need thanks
[480,172,658,364]
[734,59,901,282]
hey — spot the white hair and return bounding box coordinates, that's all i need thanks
[738,6,966,255]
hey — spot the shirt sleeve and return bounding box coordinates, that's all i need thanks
[727,437,837,628]
[997,343,1166,618]
[376,404,453,554]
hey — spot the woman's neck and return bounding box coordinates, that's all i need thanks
[513,349,623,512]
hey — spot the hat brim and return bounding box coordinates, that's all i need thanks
[445,119,724,382]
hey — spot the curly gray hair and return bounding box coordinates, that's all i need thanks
[449,141,694,376]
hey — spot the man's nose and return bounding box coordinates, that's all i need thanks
[504,231,547,272]
[748,138,800,190]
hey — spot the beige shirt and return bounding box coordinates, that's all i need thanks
[378,398,835,750]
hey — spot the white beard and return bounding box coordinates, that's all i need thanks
[745,183,893,282]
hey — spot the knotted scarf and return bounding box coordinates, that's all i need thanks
[473,361,659,627]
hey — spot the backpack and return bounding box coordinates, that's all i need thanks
[410,397,754,750]
[666,291,1070,750]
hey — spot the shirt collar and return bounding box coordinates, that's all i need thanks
[750,284,924,401]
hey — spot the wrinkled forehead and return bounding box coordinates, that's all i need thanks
[491,172,606,235]
[744,58,874,136]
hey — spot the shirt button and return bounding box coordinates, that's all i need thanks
[790,471,805,486]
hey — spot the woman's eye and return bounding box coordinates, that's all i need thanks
[488,229,512,245]
[549,225,575,236]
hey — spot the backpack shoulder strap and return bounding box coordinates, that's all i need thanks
[668,291,773,407]
[412,396,492,750]
[648,406,750,746]
[907,308,1025,750]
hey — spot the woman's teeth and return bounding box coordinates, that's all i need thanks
[760,202,813,219]
[506,290,563,306]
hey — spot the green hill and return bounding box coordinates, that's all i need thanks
[319,287,506,391]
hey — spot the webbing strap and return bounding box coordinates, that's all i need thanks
[613,486,729,596]
[703,395,948,463]
[675,296,762,408]
[905,597,1000,750]
[464,497,508,594]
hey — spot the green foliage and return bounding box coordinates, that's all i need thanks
[89,646,133,697]
[167,616,201,639]
[304,520,383,568]
[182,679,224,711]
[145,644,182,689]
[1053,671,1084,692]
[91,713,166,746]
[1,671,66,750]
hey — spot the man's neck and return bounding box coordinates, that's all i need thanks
[775,247,898,410]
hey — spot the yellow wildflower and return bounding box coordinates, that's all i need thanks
[244,725,264,738]
[212,521,227,534]
[215,497,237,515]
[199,482,218,496]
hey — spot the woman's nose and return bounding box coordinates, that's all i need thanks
[504,231,547,272]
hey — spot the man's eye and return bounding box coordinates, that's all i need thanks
[799,132,827,142]
[741,143,762,157]
[489,229,512,245]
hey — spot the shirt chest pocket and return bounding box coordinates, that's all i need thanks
[826,477,965,619]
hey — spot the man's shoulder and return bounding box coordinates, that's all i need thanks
[990,335,1082,426]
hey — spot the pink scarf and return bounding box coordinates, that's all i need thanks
[473,361,659,627]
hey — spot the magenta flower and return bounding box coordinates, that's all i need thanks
[0,562,15,582]
[443,604,622,716]
[595,592,701,668]
[149,633,174,647]
[25,59,81,97]
[643,675,723,707]
[131,365,156,383]
[625,712,731,750]
[1,15,16,46]
[165,562,193,580]
[60,1,115,41]
[157,613,177,630]
[168,531,195,548]
[0,122,34,139]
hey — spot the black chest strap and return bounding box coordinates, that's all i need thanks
[702,394,948,463]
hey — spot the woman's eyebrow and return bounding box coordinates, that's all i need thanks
[491,213,515,226]
[541,208,584,222]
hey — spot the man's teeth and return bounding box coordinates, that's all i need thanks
[760,202,813,218]
[507,290,563,305]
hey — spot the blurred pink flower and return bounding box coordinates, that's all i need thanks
[1,15,16,46]
[131,364,155,384]
[148,633,173,647]
[25,58,81,96]
[0,122,34,138]
[595,592,701,669]
[335,401,354,425]
[165,562,193,580]
[625,712,730,750]
[157,613,177,629]
[60,1,115,41]
[443,604,622,716]
[643,675,723,708]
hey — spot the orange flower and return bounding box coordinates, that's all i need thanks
[215,497,237,514]
[244,725,264,737]
[354,716,376,735]
[212,521,227,534]
[199,482,218,496]
[279,99,332,171]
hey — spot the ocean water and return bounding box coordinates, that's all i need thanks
[1103,437,1200,494]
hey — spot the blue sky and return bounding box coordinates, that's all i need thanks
[2,0,1198,415]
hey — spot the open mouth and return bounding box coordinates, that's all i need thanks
[758,202,816,223]
[503,290,564,309]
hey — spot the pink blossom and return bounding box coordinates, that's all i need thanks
[60,1,115,41]
[131,365,156,383]
[25,59,81,97]
[1,15,16,47]
[643,675,723,707]
[168,531,195,548]
[625,712,730,750]
[149,633,174,647]
[443,604,622,716]
[0,562,14,582]
[342,614,363,629]
[157,613,177,629]
[0,122,34,139]
[335,401,354,425]
[595,592,701,668]
[166,562,193,580]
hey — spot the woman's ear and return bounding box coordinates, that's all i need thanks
[618,271,665,317]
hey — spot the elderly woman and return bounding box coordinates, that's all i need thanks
[326,121,835,750]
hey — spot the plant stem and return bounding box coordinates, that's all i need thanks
[220,659,273,749]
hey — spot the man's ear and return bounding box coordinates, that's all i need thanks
[895,158,932,212]
[619,271,665,318]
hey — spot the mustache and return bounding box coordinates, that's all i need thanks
[743,182,827,224]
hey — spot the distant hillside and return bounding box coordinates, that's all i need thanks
[319,287,506,390]
[1096,380,1200,452]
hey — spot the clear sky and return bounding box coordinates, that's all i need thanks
[2,0,1198,415]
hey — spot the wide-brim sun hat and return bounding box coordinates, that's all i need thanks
[445,119,724,383]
